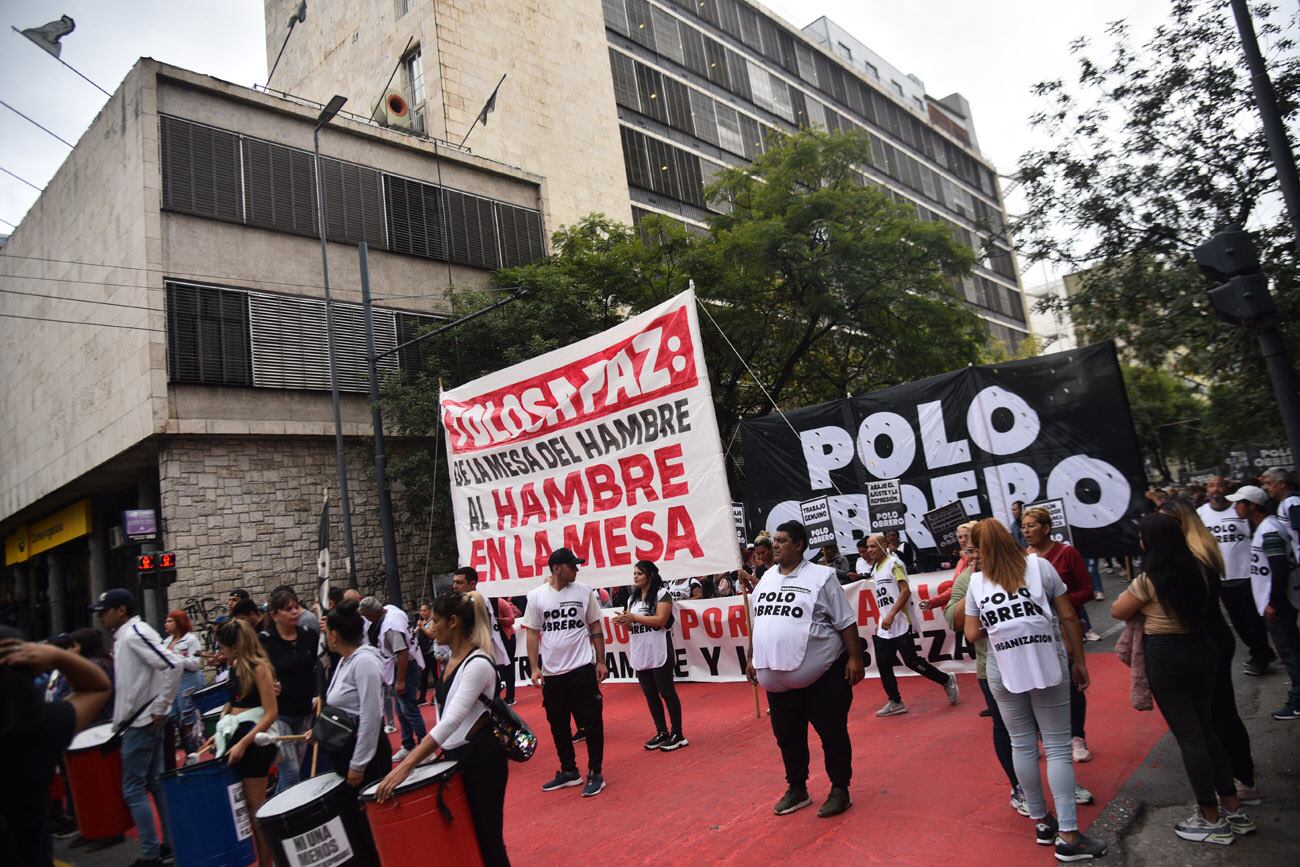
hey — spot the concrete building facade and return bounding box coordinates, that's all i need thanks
[264,0,1028,346]
[0,59,546,636]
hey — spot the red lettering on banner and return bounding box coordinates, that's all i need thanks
[618,453,658,506]
[611,619,629,644]
[532,531,553,575]
[586,464,622,511]
[564,522,604,566]
[663,506,704,560]
[679,607,700,641]
[469,539,487,575]
[603,516,631,566]
[511,536,535,579]
[520,484,546,526]
[702,607,722,638]
[858,589,880,626]
[493,489,518,531]
[631,512,662,561]
[727,604,748,638]
[442,306,699,454]
[486,538,508,578]
[655,443,688,498]
[543,473,588,521]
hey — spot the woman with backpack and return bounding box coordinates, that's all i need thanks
[614,560,687,752]
[376,591,511,867]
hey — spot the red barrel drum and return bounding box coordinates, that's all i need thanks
[359,760,482,867]
[64,723,133,839]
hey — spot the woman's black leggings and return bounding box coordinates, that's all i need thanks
[872,630,949,703]
[635,638,683,735]
[459,734,511,867]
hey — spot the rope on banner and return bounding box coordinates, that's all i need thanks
[423,383,445,593]
[692,280,844,497]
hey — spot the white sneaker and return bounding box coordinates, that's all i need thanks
[1093,591,1106,601]
[1010,786,1029,816]
[944,675,960,705]
[1174,811,1234,844]
[1072,737,1092,762]
[875,700,908,717]
[1074,783,1094,805]
[392,747,409,761]
[1084,629,1102,643]
[383,724,397,734]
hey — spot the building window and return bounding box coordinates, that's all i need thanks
[406,50,427,108]
[166,282,252,386]
[836,41,853,61]
[891,80,905,98]
[864,61,878,80]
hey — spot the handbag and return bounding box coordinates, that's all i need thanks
[311,705,358,752]
[465,655,536,763]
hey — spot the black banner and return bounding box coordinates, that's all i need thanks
[740,342,1147,558]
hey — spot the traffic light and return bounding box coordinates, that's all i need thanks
[1192,226,1276,327]
[137,551,178,588]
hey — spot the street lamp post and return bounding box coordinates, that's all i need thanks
[312,94,359,587]
[358,249,527,603]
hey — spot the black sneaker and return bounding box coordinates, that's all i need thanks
[581,771,606,797]
[159,842,174,864]
[817,786,851,818]
[1243,660,1270,676]
[1055,832,1108,862]
[774,786,812,815]
[1035,812,1059,846]
[643,731,669,750]
[659,733,689,751]
[572,729,586,742]
[51,817,78,839]
[541,769,583,791]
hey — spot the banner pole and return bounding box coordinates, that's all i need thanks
[743,589,761,719]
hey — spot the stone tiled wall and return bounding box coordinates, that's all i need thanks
[159,436,436,609]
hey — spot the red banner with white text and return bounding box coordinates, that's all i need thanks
[440,289,740,596]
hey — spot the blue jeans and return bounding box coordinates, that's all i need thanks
[1266,599,1300,709]
[394,662,427,749]
[276,714,311,789]
[1086,559,1103,594]
[121,725,169,859]
[988,653,1077,831]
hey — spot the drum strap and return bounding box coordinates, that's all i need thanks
[435,779,454,823]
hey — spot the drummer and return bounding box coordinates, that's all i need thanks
[320,601,393,788]
[376,592,511,867]
[0,626,111,867]
[212,619,279,867]
[93,587,181,867]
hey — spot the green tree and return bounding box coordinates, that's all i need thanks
[1015,0,1298,438]
[382,128,987,571]
[1122,364,1218,480]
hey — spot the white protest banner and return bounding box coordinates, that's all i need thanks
[440,289,740,596]
[509,572,976,684]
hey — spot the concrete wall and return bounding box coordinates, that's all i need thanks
[160,436,432,608]
[0,62,162,524]
[265,0,632,233]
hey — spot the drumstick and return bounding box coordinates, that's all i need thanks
[309,697,320,778]
[253,731,312,746]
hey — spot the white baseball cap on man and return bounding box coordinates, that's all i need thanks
[1226,485,1269,507]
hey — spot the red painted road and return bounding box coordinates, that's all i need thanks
[392,654,1163,866]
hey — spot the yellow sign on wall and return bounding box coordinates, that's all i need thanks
[4,526,29,566]
[4,499,92,565]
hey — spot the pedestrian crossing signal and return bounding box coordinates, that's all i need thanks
[138,551,177,587]
[158,552,176,569]
[137,554,156,572]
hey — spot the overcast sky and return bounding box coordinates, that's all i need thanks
[0,0,1281,289]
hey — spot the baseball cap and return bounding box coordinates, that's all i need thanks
[547,548,585,568]
[89,587,134,612]
[1226,485,1269,507]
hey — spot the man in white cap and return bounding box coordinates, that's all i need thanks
[1230,484,1300,720]
[1198,476,1275,675]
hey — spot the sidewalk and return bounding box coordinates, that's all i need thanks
[1083,579,1299,866]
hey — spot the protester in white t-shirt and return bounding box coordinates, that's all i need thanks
[1198,476,1275,674]
[614,560,686,751]
[521,548,609,798]
[359,597,426,761]
[858,534,959,717]
[964,519,1104,862]
[746,520,864,819]
[666,576,703,601]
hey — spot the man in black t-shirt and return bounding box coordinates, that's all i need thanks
[0,627,111,867]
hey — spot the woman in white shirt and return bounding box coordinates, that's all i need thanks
[164,609,205,755]
[375,592,510,867]
[963,519,1106,863]
[614,560,687,751]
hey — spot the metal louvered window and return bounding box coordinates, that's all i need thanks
[247,292,399,393]
[384,174,445,259]
[242,138,319,237]
[160,116,243,223]
[321,158,387,249]
[496,203,545,269]
[165,282,251,385]
[444,190,499,270]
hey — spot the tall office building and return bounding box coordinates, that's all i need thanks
[265,0,1029,346]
